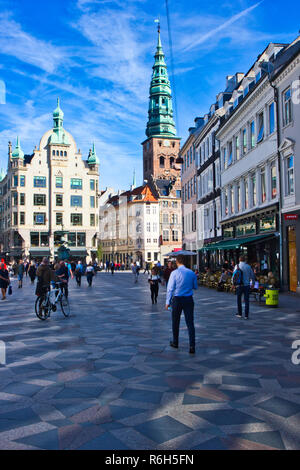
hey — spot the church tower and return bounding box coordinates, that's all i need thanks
[142,24,181,182]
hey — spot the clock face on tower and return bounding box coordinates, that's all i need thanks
[163,140,170,147]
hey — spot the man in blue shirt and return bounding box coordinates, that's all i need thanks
[234,256,256,319]
[166,255,198,354]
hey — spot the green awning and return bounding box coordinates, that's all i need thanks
[200,233,277,251]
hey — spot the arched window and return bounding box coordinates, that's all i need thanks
[159,156,165,168]
[170,157,175,168]
[52,150,55,156]
[56,150,59,156]
[60,151,63,156]
[64,151,67,156]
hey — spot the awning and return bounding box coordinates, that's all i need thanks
[68,249,88,256]
[29,248,51,256]
[200,233,278,251]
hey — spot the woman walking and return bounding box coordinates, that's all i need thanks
[18,260,25,288]
[148,267,161,304]
[0,262,10,300]
[86,262,95,287]
[28,262,37,284]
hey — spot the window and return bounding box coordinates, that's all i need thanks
[261,169,266,203]
[152,205,157,214]
[71,195,82,207]
[237,184,241,212]
[71,213,82,225]
[244,179,249,209]
[171,214,178,224]
[271,162,277,199]
[159,156,165,168]
[20,175,25,187]
[283,87,292,126]
[12,192,18,206]
[147,222,151,232]
[64,151,67,157]
[13,212,18,225]
[172,230,178,241]
[77,233,86,246]
[13,175,18,187]
[34,213,46,225]
[71,178,82,190]
[170,157,175,168]
[56,213,63,225]
[68,232,76,246]
[153,222,157,232]
[20,212,25,225]
[236,135,240,160]
[20,193,25,205]
[257,112,264,143]
[287,155,294,195]
[146,205,150,214]
[176,190,181,198]
[34,194,46,206]
[223,148,227,169]
[163,230,169,241]
[228,142,233,166]
[163,213,169,223]
[255,71,261,83]
[90,214,95,226]
[252,175,257,206]
[30,232,39,246]
[269,102,275,134]
[250,121,255,148]
[147,252,151,261]
[40,233,49,246]
[56,194,63,206]
[90,196,95,208]
[90,180,95,191]
[242,129,247,154]
[34,176,46,188]
[56,177,63,188]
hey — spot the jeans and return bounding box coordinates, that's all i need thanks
[237,285,250,317]
[75,273,82,286]
[171,296,195,348]
[150,282,159,302]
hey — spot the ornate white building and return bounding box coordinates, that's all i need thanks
[0,100,99,261]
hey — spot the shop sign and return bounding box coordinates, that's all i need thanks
[284,214,298,221]
[236,222,256,237]
[260,215,276,232]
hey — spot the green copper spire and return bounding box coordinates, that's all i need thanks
[49,98,69,145]
[146,25,176,138]
[11,137,24,159]
[88,142,99,165]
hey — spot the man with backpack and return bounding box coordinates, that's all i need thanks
[232,256,255,320]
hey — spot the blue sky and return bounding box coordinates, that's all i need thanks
[0,0,299,190]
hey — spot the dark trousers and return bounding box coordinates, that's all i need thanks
[237,285,250,317]
[87,274,93,286]
[172,296,195,348]
[75,273,82,286]
[150,282,159,302]
[61,283,68,299]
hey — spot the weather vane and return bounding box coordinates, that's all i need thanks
[154,16,160,33]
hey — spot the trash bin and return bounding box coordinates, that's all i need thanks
[264,288,279,307]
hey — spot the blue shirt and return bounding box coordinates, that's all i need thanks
[238,262,256,287]
[166,265,198,305]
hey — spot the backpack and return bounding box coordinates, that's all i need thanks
[232,267,243,286]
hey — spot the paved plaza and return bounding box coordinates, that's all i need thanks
[0,272,300,450]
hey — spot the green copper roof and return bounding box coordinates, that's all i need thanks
[88,142,99,165]
[11,137,24,159]
[0,168,5,182]
[146,28,176,138]
[49,98,70,145]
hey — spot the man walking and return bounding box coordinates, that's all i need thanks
[166,255,198,354]
[75,261,83,286]
[233,256,255,320]
[132,262,138,283]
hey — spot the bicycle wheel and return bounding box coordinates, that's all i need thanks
[35,295,50,320]
[60,294,70,317]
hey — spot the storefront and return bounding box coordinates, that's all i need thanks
[282,211,300,293]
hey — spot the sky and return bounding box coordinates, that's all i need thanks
[0,0,299,190]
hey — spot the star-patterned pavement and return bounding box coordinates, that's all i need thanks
[0,271,300,450]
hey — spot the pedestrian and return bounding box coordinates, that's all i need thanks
[233,256,256,320]
[163,260,174,287]
[144,262,150,274]
[86,262,95,287]
[75,261,83,286]
[28,262,37,284]
[17,260,25,288]
[166,254,198,354]
[132,262,138,283]
[148,267,161,304]
[24,261,29,277]
[105,260,109,272]
[111,262,115,275]
[0,262,10,300]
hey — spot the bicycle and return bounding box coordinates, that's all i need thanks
[35,282,70,320]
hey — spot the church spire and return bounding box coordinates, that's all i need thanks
[145,24,176,138]
[11,136,24,160]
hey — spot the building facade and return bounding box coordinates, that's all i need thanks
[0,100,99,262]
[142,26,182,263]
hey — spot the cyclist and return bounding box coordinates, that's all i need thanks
[36,257,52,296]
[55,261,70,298]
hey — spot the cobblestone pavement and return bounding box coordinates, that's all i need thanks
[0,272,300,450]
